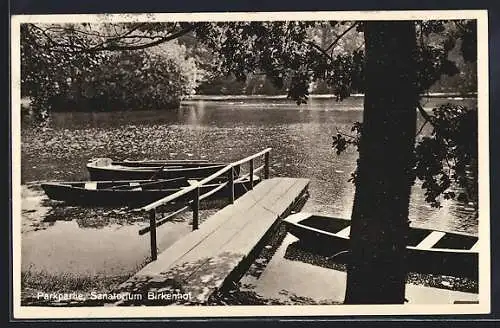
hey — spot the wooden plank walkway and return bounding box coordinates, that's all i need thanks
[116,177,310,305]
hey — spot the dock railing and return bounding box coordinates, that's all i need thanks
[135,148,272,261]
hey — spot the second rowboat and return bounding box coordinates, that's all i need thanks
[86,158,239,181]
[42,176,260,207]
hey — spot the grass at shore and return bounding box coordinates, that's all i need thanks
[21,268,126,293]
[21,269,129,306]
[21,257,152,305]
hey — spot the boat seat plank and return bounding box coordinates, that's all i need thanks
[129,182,142,191]
[416,231,446,249]
[84,182,97,190]
[336,226,351,238]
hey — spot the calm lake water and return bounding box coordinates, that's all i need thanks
[20,96,478,303]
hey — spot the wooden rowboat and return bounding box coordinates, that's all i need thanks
[283,213,479,279]
[41,176,260,207]
[86,158,238,181]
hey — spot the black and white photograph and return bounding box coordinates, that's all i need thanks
[11,10,490,318]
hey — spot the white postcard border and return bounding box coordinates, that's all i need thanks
[10,9,491,319]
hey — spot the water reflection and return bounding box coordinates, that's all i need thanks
[20,185,206,277]
[22,219,192,276]
[240,234,347,304]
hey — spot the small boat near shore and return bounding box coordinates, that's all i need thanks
[41,176,260,207]
[86,158,238,181]
[283,213,479,279]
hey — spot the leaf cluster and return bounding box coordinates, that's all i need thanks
[332,122,362,155]
[414,104,478,208]
[333,104,478,211]
[193,21,364,104]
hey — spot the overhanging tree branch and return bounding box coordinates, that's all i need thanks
[108,23,147,40]
[85,23,198,52]
[45,26,107,38]
[307,41,333,61]
[325,22,358,52]
[30,24,86,51]
[31,23,199,53]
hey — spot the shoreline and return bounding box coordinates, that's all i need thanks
[184,92,477,101]
[20,93,477,114]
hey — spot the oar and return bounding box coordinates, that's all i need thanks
[149,164,168,180]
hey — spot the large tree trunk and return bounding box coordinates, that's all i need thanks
[344,21,418,304]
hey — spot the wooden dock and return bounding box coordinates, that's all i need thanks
[116,177,309,305]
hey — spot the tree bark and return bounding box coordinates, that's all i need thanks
[344,21,418,304]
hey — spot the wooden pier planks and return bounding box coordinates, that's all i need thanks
[117,177,309,304]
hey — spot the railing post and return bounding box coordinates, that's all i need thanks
[192,186,199,230]
[228,166,235,204]
[149,210,157,261]
[264,151,270,179]
[249,159,254,190]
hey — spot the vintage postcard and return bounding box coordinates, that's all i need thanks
[11,10,490,319]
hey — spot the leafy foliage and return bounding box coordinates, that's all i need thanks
[418,20,477,94]
[332,103,478,210]
[415,104,478,208]
[330,20,478,210]
[64,43,198,111]
[20,24,108,120]
[332,122,362,155]
[22,20,477,114]
[193,21,365,104]
[21,23,198,119]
